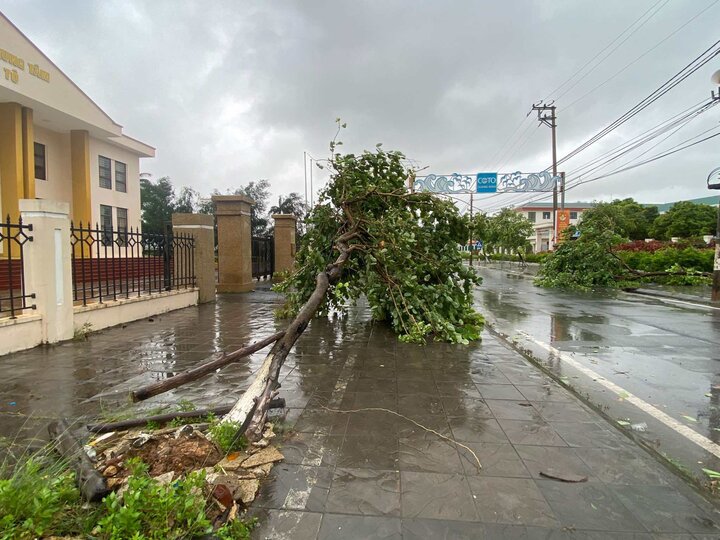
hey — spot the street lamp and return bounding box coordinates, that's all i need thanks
[709,70,720,302]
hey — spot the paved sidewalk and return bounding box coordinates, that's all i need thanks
[0,287,719,538]
[252,322,720,539]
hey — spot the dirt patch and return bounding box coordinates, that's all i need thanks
[120,435,223,476]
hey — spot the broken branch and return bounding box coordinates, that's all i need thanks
[130,331,285,402]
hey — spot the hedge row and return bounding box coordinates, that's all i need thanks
[617,247,714,273]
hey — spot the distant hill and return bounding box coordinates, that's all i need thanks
[646,195,720,213]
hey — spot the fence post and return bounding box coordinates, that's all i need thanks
[272,214,297,278]
[172,213,214,303]
[163,223,172,291]
[212,195,254,293]
[19,199,73,343]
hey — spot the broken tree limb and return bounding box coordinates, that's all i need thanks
[87,399,287,434]
[49,418,109,502]
[130,331,285,402]
[224,223,355,440]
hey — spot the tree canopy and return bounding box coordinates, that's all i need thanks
[469,209,533,261]
[139,176,176,234]
[650,201,717,240]
[580,198,653,241]
[276,144,484,344]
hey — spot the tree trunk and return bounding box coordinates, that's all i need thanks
[130,331,285,402]
[224,229,355,440]
[49,419,109,502]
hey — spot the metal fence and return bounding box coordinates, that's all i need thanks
[252,236,274,280]
[0,215,35,318]
[70,223,195,306]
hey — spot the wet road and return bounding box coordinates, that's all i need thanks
[474,265,720,479]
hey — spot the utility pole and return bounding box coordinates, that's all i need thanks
[303,151,308,207]
[532,102,558,247]
[713,197,719,302]
[709,167,720,302]
[469,193,474,268]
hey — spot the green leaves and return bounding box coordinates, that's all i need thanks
[275,146,484,344]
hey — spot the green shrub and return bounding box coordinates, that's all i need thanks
[618,247,713,273]
[96,459,212,540]
[208,419,248,453]
[0,457,92,539]
[1,451,256,540]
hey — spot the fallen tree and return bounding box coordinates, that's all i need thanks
[223,131,484,440]
[536,226,713,290]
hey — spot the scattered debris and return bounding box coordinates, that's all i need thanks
[77,418,284,521]
[630,422,648,432]
[682,415,698,423]
[539,469,588,483]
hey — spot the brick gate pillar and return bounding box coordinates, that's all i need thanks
[172,213,215,303]
[212,195,254,293]
[272,214,297,277]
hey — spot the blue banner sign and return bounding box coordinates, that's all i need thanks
[476,173,498,193]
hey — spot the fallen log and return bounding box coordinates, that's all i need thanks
[224,222,356,440]
[130,331,285,402]
[49,418,109,502]
[87,398,287,434]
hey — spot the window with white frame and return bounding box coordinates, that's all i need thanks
[115,161,127,193]
[99,156,112,189]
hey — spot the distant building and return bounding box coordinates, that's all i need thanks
[514,202,594,253]
[0,12,154,234]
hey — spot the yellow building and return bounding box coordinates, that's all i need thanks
[0,12,154,234]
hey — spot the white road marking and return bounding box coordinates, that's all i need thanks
[282,356,356,509]
[625,293,720,311]
[520,331,720,460]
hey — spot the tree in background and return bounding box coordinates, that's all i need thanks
[650,201,717,240]
[270,192,308,238]
[232,179,271,236]
[491,208,534,263]
[580,198,653,241]
[139,175,176,234]
[468,209,532,262]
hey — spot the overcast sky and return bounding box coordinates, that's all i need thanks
[2,0,719,213]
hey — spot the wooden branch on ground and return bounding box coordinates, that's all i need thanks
[130,331,285,402]
[608,249,711,280]
[87,399,287,434]
[49,418,109,502]
[224,216,357,441]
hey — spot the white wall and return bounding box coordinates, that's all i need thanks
[33,125,72,209]
[89,137,143,232]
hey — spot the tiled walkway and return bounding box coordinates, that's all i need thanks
[1,287,719,538]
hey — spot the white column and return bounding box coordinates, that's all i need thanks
[19,199,74,344]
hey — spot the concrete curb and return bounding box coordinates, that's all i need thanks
[484,319,720,503]
[622,287,716,307]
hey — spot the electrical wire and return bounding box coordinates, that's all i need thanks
[553,0,670,102]
[549,38,720,170]
[561,0,720,111]
[543,0,667,101]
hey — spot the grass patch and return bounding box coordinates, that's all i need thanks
[0,448,255,539]
[208,419,247,453]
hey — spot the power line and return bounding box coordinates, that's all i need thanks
[550,38,720,170]
[552,0,670,102]
[561,0,720,111]
[543,0,667,100]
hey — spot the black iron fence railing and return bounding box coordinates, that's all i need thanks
[252,236,274,280]
[70,223,196,306]
[0,215,35,319]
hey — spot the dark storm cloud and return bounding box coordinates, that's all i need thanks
[2,0,718,209]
